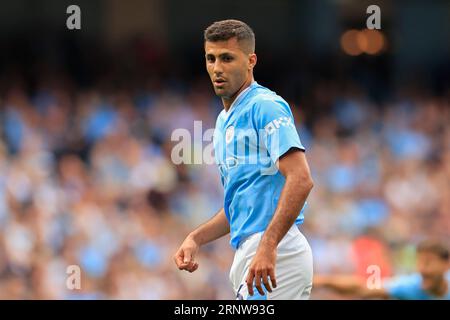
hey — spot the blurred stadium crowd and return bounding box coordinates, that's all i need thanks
[0,70,448,299]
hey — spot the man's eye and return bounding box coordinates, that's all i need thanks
[223,56,233,62]
[207,56,214,62]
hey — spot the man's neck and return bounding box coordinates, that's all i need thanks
[222,76,254,112]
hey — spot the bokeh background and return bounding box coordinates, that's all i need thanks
[0,0,449,299]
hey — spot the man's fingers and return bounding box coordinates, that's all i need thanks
[255,271,264,296]
[262,270,272,293]
[184,260,196,271]
[183,249,193,264]
[174,247,197,271]
[174,251,185,269]
[188,262,199,273]
[269,268,277,289]
[246,269,255,296]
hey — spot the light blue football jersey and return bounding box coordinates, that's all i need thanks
[213,81,307,249]
[384,271,450,300]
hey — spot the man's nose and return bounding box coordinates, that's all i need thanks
[213,61,223,74]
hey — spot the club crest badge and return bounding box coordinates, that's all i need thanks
[225,126,234,144]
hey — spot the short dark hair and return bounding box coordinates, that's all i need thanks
[417,239,449,261]
[204,19,255,53]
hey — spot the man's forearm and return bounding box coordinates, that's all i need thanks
[315,275,365,295]
[190,208,230,246]
[260,174,313,249]
[314,275,390,299]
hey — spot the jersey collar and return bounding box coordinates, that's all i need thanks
[224,81,258,117]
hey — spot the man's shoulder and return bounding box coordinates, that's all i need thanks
[247,86,289,113]
[249,85,283,103]
[384,273,422,290]
[383,273,426,299]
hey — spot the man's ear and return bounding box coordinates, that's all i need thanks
[249,53,257,70]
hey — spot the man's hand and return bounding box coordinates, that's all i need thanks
[173,208,229,274]
[173,235,200,273]
[245,244,277,296]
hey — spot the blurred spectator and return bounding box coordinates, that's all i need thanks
[0,72,448,299]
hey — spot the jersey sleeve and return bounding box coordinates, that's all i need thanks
[253,97,305,164]
[383,274,421,300]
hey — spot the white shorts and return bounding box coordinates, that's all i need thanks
[229,224,313,300]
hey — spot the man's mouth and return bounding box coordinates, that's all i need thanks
[214,79,226,86]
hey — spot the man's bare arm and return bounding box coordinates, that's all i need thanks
[246,148,314,296]
[314,275,390,299]
[174,208,229,272]
[190,207,230,245]
[261,149,313,248]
